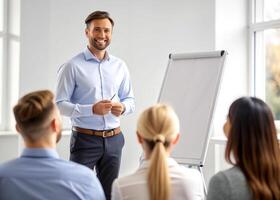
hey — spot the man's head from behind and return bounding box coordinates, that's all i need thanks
[13,90,62,146]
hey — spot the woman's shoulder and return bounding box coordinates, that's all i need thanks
[213,166,246,183]
[168,160,204,187]
[168,159,202,180]
[207,166,251,200]
[167,161,205,199]
[114,168,147,187]
[112,169,150,200]
[173,165,202,182]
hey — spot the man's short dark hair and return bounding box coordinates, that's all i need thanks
[85,11,114,28]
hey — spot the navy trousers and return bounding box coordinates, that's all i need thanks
[70,130,125,200]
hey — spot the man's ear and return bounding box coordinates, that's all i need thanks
[136,132,144,144]
[171,133,180,145]
[50,118,60,133]
[85,28,89,38]
[15,124,21,133]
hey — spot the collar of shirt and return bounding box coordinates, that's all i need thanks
[21,148,59,159]
[83,47,110,62]
[139,157,179,170]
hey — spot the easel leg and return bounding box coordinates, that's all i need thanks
[198,166,207,196]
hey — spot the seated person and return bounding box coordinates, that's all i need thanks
[112,104,204,200]
[207,97,280,200]
[0,90,105,200]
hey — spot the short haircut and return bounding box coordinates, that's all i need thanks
[13,90,55,142]
[85,10,114,28]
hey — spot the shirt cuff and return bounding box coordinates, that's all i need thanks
[121,103,126,115]
[73,104,93,117]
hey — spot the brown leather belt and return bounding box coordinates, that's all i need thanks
[72,126,121,138]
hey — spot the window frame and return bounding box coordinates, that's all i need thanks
[0,0,8,130]
[0,0,20,131]
[249,0,280,130]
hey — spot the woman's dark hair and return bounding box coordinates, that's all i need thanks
[225,97,280,200]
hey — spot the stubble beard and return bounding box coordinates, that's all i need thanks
[91,38,110,51]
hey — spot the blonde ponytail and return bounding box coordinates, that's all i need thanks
[148,136,170,200]
[137,104,179,200]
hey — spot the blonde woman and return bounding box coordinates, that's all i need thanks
[111,104,204,200]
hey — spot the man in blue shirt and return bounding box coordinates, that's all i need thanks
[0,90,105,200]
[55,11,135,200]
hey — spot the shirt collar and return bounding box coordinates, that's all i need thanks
[21,148,59,159]
[139,157,179,170]
[83,47,110,62]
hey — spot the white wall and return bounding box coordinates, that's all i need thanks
[19,0,216,176]
[0,134,19,162]
[20,0,51,93]
[212,0,248,173]
[0,133,71,163]
[213,0,248,136]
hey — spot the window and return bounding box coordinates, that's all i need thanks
[255,0,280,22]
[0,0,20,131]
[0,0,3,32]
[0,37,3,125]
[0,0,5,129]
[250,0,280,125]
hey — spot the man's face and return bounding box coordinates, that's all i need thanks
[86,18,112,51]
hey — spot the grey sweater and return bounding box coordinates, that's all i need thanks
[207,166,252,200]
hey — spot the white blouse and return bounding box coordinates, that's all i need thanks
[112,158,204,200]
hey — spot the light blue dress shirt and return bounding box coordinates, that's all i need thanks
[0,148,106,200]
[56,48,135,130]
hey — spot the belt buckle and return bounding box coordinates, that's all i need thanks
[102,131,106,137]
[102,130,114,137]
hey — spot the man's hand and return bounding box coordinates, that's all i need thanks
[111,102,125,117]
[92,100,112,115]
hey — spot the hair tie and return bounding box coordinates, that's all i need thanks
[153,135,165,143]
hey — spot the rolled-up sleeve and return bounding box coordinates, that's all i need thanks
[118,63,135,116]
[55,63,93,118]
